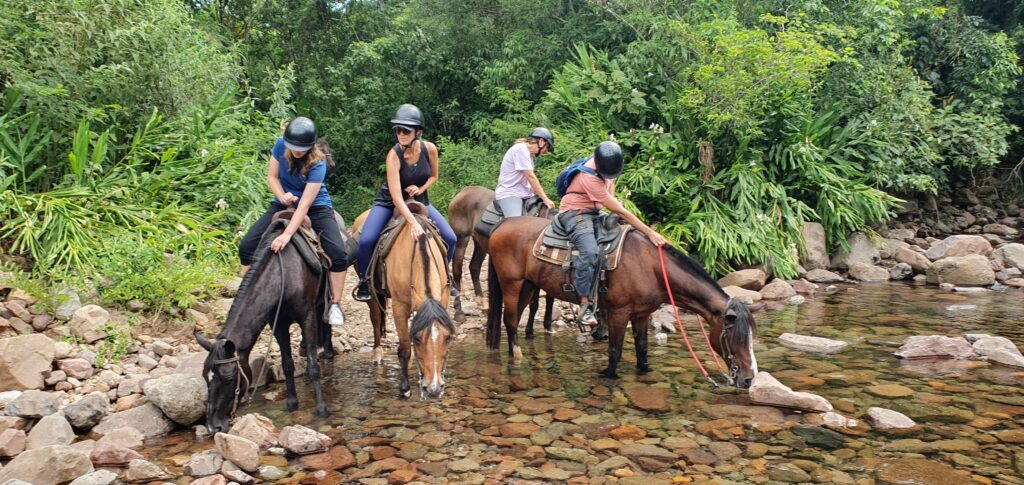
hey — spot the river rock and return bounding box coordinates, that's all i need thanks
[0,445,93,485]
[805,269,844,283]
[866,384,914,398]
[279,425,331,454]
[722,285,762,304]
[92,403,175,439]
[760,279,796,299]
[184,449,224,477]
[849,263,890,282]
[927,254,995,286]
[983,223,1018,236]
[876,458,965,485]
[298,445,356,470]
[142,373,207,425]
[800,222,829,270]
[925,235,993,260]
[499,422,540,437]
[895,247,931,273]
[769,462,811,483]
[54,291,82,321]
[89,441,143,466]
[792,425,846,449]
[58,358,93,380]
[624,384,669,411]
[215,433,259,472]
[866,407,916,429]
[69,305,109,343]
[880,238,910,259]
[69,470,117,485]
[971,336,1022,357]
[831,232,879,270]
[748,372,832,412]
[895,335,975,360]
[778,333,849,354]
[97,427,144,450]
[126,459,167,481]
[6,389,58,418]
[26,413,74,449]
[987,349,1024,368]
[64,392,108,430]
[0,334,55,391]
[718,269,767,291]
[890,263,913,280]
[190,474,228,485]
[992,243,1024,270]
[0,428,26,457]
[230,413,279,447]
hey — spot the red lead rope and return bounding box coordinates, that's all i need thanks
[657,245,727,386]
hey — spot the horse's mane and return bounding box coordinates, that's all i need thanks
[410,231,455,339]
[660,243,729,299]
[219,219,287,339]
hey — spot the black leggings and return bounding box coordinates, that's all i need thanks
[239,203,353,272]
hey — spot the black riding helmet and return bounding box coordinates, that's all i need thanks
[594,141,624,179]
[283,117,317,152]
[390,104,424,129]
[527,127,554,153]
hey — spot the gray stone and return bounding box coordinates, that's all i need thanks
[68,470,117,485]
[258,465,288,481]
[717,269,767,291]
[800,222,829,270]
[792,425,846,449]
[142,373,206,425]
[279,425,330,455]
[92,403,174,439]
[865,407,916,430]
[848,263,890,282]
[830,232,879,270]
[184,449,224,477]
[890,263,913,281]
[26,413,74,449]
[895,247,931,273]
[54,291,82,322]
[760,279,796,300]
[987,349,1024,368]
[125,459,167,482]
[5,390,58,418]
[992,243,1024,270]
[748,372,832,412]
[895,335,975,360]
[0,334,55,391]
[136,354,158,371]
[880,238,911,259]
[69,305,110,343]
[769,463,811,483]
[927,255,995,286]
[64,393,108,430]
[0,445,93,485]
[925,235,992,260]
[778,334,849,354]
[805,269,844,283]
[972,336,1021,357]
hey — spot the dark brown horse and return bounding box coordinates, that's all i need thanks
[448,185,554,337]
[486,217,759,386]
[196,216,332,434]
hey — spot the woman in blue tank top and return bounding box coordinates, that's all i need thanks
[353,104,458,301]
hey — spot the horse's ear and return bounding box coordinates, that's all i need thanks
[725,307,738,322]
[223,339,236,356]
[745,303,766,313]
[195,332,214,351]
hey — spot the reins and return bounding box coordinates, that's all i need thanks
[656,245,733,388]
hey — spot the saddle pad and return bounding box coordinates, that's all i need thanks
[474,201,504,237]
[532,225,632,271]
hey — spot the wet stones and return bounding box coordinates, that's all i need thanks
[184,449,224,477]
[215,432,260,472]
[894,335,975,360]
[298,445,356,470]
[778,333,849,354]
[748,372,832,413]
[230,413,279,447]
[624,384,669,412]
[875,458,967,485]
[279,425,331,455]
[792,425,846,450]
[498,422,539,438]
[866,384,914,398]
[926,255,995,286]
[142,373,207,425]
[865,407,916,430]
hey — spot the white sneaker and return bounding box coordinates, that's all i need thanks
[328,304,345,326]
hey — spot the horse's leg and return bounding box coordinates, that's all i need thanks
[591,315,609,342]
[393,300,413,399]
[469,238,487,297]
[525,288,540,340]
[452,235,470,323]
[600,309,631,379]
[502,280,526,363]
[274,324,299,412]
[543,294,555,334]
[302,311,328,419]
[632,312,653,374]
[369,295,386,366]
[319,303,335,361]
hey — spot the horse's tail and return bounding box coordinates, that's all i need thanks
[486,259,503,350]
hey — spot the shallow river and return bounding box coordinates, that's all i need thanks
[142,283,1024,484]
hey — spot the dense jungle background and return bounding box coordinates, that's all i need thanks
[2,0,1023,313]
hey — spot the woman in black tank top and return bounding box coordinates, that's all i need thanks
[354,104,459,301]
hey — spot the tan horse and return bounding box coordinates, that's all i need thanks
[352,202,455,399]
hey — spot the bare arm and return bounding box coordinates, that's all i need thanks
[522,170,554,207]
[598,195,667,246]
[419,142,440,193]
[282,182,321,236]
[267,156,295,205]
[386,150,418,225]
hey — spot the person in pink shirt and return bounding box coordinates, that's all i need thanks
[494,127,555,216]
[559,141,668,326]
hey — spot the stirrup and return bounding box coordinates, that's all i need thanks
[353,280,371,302]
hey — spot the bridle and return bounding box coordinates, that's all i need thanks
[206,355,251,419]
[718,316,739,386]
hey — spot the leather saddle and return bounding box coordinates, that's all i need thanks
[364,201,448,298]
[533,213,631,271]
[270,210,330,275]
[474,196,550,237]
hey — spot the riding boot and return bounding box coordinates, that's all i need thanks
[354,279,371,302]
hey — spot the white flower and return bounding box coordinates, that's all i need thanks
[609,133,616,141]
[755,213,769,223]
[215,199,228,211]
[648,123,664,134]
[199,149,209,158]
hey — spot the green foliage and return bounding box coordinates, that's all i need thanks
[94,322,134,367]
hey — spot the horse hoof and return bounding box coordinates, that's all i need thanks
[599,368,620,379]
[286,402,298,412]
[454,312,467,324]
[316,409,328,419]
[637,365,652,374]
[320,351,335,361]
[525,331,534,340]
[400,390,411,400]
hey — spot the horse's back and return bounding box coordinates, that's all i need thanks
[490,216,549,260]
[449,186,495,237]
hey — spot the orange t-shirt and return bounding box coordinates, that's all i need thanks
[559,158,613,212]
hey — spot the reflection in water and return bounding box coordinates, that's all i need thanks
[140,283,1024,483]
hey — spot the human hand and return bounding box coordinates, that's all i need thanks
[543,197,555,209]
[280,193,298,206]
[404,185,420,197]
[270,233,292,252]
[409,222,425,241]
[647,230,668,247]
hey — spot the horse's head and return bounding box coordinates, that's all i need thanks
[410,299,456,399]
[196,333,247,434]
[712,299,759,388]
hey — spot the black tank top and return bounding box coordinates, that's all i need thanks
[373,141,431,209]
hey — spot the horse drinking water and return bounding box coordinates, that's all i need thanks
[486,216,759,386]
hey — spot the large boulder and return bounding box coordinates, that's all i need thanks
[26,413,75,450]
[830,233,879,270]
[805,269,844,283]
[69,305,110,344]
[760,279,796,300]
[748,372,832,413]
[895,336,975,360]
[925,235,992,261]
[92,403,175,439]
[0,445,93,485]
[983,223,1018,236]
[229,413,279,448]
[5,390,58,418]
[174,351,209,377]
[926,255,995,286]
[722,286,762,304]
[717,269,767,291]
[69,470,118,485]
[0,334,55,391]
[895,248,931,274]
[215,433,259,472]
[848,263,889,282]
[142,374,206,426]
[800,222,829,270]
[879,238,911,260]
[992,243,1024,270]
[0,428,26,457]
[64,393,109,431]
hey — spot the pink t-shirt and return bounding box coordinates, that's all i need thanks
[559,158,612,212]
[495,143,536,199]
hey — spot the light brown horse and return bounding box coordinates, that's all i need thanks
[352,203,455,399]
[448,185,555,336]
[486,217,759,387]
